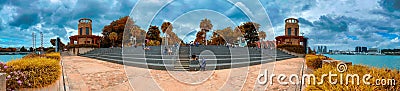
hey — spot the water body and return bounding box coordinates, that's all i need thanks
[0,55,25,63]
[325,54,400,70]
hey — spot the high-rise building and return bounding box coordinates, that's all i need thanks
[355,46,368,52]
[362,47,367,52]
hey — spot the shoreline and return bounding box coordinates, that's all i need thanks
[322,54,400,70]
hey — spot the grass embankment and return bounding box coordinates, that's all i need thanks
[305,54,400,90]
[1,52,61,91]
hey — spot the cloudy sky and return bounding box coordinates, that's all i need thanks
[0,0,399,50]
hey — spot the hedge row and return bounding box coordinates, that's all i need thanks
[307,64,400,90]
[2,52,61,90]
[305,54,332,69]
[277,44,305,54]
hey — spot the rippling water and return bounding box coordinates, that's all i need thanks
[325,54,400,70]
[0,55,25,63]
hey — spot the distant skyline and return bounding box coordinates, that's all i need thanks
[0,0,399,50]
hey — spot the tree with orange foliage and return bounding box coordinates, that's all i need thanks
[100,16,134,48]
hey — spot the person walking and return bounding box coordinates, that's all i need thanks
[164,47,168,55]
[200,57,206,71]
[168,47,173,55]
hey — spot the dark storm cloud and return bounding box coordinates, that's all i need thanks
[72,0,110,19]
[379,0,400,12]
[260,0,317,27]
[0,0,137,47]
[312,15,355,32]
[370,10,400,19]
[297,17,313,26]
[9,13,41,29]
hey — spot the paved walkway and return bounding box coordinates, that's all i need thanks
[63,56,306,91]
[147,58,306,91]
[62,56,132,91]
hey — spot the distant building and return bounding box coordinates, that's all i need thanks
[355,46,367,52]
[368,48,378,52]
[275,18,306,46]
[317,46,321,53]
[69,18,101,47]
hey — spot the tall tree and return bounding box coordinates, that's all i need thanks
[259,31,266,40]
[128,25,146,46]
[194,31,206,44]
[161,22,172,34]
[109,32,118,47]
[209,32,226,45]
[29,47,34,52]
[161,22,183,45]
[20,46,27,52]
[236,22,260,47]
[146,25,162,46]
[198,18,213,45]
[101,16,132,48]
[213,27,242,44]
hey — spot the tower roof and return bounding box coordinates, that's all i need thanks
[79,18,92,22]
[285,18,299,23]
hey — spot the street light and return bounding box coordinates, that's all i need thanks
[165,34,169,46]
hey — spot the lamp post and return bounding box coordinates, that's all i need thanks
[202,33,206,45]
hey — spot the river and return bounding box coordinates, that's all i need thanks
[0,55,25,63]
[325,54,400,70]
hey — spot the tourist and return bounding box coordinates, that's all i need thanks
[142,43,145,50]
[164,47,168,55]
[168,47,173,55]
[200,57,206,71]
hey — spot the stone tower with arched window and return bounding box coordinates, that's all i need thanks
[69,18,100,48]
[285,18,299,36]
[78,18,93,35]
[275,18,306,46]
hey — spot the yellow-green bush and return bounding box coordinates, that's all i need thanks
[22,53,40,59]
[6,57,61,88]
[305,54,332,69]
[306,64,400,90]
[43,52,61,61]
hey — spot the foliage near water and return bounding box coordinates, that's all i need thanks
[43,52,61,61]
[6,57,61,88]
[1,52,61,90]
[305,54,332,69]
[306,64,400,90]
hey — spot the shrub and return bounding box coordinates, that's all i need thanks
[43,52,61,61]
[22,53,40,59]
[46,49,55,53]
[6,57,61,88]
[305,54,331,69]
[0,62,28,91]
[306,64,400,90]
[277,44,305,54]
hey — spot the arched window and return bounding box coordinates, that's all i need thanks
[86,27,89,35]
[79,28,82,35]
